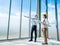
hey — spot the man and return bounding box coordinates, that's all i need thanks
[24,15,39,42]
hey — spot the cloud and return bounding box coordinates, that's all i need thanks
[0,10,36,22]
[0,13,8,17]
[48,4,55,8]
[0,3,60,24]
[44,3,60,23]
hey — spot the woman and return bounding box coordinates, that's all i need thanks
[42,14,48,44]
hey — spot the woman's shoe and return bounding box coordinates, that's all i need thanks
[42,43,48,44]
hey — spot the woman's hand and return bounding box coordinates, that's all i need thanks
[42,23,47,26]
[33,21,35,22]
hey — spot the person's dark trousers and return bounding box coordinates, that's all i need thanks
[30,25,37,42]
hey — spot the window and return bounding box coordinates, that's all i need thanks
[41,0,46,37]
[30,0,38,37]
[0,0,10,40]
[48,0,57,39]
[8,0,21,39]
[21,0,30,38]
[57,0,60,40]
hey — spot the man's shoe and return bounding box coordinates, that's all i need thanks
[29,40,33,42]
[34,40,36,42]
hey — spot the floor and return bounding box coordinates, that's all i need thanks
[0,38,60,45]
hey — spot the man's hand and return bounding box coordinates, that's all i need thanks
[24,16,27,17]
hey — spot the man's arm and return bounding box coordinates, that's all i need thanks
[24,16,35,19]
[24,16,30,18]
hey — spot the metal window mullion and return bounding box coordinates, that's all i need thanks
[46,0,48,38]
[37,0,41,37]
[55,0,59,40]
[7,0,12,39]
[46,0,48,16]
[39,0,41,37]
[29,0,31,37]
[19,0,23,38]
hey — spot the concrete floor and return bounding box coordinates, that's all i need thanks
[0,38,60,45]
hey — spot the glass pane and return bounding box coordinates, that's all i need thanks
[30,0,39,37]
[0,0,10,40]
[57,0,60,40]
[21,0,30,38]
[9,0,21,39]
[48,0,57,39]
[41,0,46,37]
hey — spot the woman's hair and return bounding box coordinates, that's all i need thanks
[35,15,38,17]
[43,14,47,18]
[35,15,38,16]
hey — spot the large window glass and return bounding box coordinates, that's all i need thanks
[57,0,60,40]
[21,0,30,38]
[41,0,46,37]
[9,0,21,39]
[0,0,10,40]
[30,0,38,37]
[48,0,57,39]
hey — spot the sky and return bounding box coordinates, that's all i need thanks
[0,0,60,38]
[0,0,60,28]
